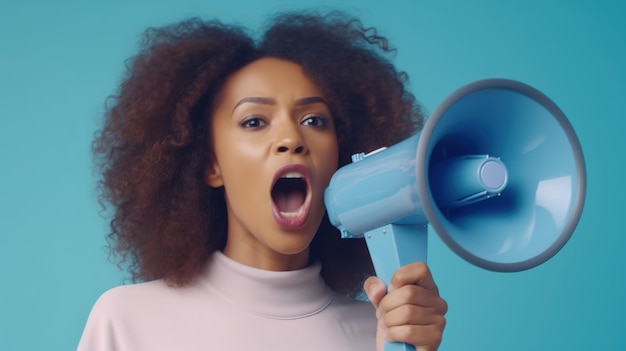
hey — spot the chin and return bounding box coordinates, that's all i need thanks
[270,229,317,256]
[274,236,314,255]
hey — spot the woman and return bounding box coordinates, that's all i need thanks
[78,11,447,351]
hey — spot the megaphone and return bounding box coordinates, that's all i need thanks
[324,79,586,351]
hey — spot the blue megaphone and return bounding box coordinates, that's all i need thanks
[324,79,586,351]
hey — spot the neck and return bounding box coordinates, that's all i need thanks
[223,242,310,271]
[201,252,332,319]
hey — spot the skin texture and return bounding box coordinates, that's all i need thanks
[94,13,424,293]
[206,58,338,271]
[207,57,447,350]
[92,12,446,350]
[365,263,448,351]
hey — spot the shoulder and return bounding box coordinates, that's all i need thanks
[81,277,215,328]
[77,280,183,351]
[89,280,169,314]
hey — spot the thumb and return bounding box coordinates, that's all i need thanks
[363,276,387,308]
[364,276,388,351]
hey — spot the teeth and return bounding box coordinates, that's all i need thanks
[281,172,304,179]
[280,207,305,217]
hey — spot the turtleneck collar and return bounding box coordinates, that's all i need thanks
[199,252,334,320]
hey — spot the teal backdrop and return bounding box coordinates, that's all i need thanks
[1,0,624,350]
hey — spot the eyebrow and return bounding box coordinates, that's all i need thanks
[232,96,329,111]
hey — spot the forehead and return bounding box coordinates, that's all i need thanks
[217,57,326,102]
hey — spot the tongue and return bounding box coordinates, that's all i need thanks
[274,191,305,212]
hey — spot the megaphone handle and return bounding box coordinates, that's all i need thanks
[364,224,428,351]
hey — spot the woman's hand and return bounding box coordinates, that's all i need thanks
[364,262,447,351]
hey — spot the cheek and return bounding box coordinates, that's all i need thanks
[319,137,340,181]
[236,140,266,159]
[214,136,266,175]
[214,145,259,190]
[215,130,261,158]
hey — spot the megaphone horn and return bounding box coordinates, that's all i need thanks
[324,79,586,351]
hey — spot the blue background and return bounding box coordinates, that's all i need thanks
[1,0,624,350]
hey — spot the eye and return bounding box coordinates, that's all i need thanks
[301,114,331,129]
[240,117,268,129]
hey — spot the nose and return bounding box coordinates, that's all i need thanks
[274,122,307,155]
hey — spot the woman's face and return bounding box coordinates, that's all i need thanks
[207,58,339,270]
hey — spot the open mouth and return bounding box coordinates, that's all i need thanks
[271,166,312,227]
[272,172,308,217]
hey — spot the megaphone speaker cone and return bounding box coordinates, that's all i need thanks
[416,79,586,272]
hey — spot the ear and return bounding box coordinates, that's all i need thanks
[204,161,224,188]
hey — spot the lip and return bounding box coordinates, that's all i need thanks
[270,164,312,229]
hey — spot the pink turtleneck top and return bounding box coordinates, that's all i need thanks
[77,252,377,350]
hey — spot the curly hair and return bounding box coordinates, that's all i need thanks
[93,10,424,297]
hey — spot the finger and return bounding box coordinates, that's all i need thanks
[383,303,447,327]
[386,323,445,351]
[379,285,448,315]
[363,276,387,309]
[389,262,438,293]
